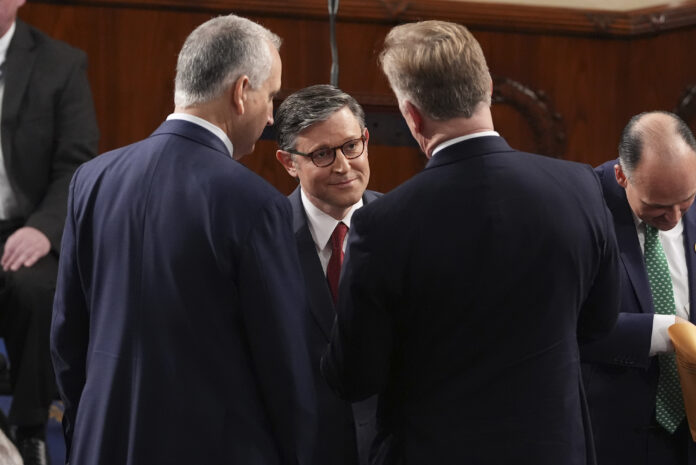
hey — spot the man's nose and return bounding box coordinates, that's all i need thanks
[332,150,350,172]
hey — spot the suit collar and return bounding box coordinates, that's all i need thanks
[151,119,230,157]
[3,19,35,152]
[299,187,361,251]
[425,135,514,170]
[166,113,233,157]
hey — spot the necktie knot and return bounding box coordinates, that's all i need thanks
[330,222,348,255]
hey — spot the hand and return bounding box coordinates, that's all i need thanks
[1,227,51,271]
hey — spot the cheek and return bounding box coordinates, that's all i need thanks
[299,169,327,193]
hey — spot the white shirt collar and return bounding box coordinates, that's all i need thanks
[166,113,234,158]
[300,187,363,250]
[0,22,16,66]
[431,130,500,157]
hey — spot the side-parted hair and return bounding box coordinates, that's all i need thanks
[379,20,491,120]
[174,14,281,108]
[619,111,696,177]
[274,84,366,151]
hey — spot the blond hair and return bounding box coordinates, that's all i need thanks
[379,20,491,120]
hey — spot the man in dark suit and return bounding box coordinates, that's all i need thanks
[275,85,378,465]
[0,1,99,463]
[321,20,621,465]
[582,111,696,465]
[50,14,316,465]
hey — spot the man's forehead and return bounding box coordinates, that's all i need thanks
[631,159,696,206]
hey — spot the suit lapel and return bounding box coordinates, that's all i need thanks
[2,20,35,168]
[289,188,382,341]
[598,162,653,314]
[289,188,335,340]
[681,207,696,323]
[615,214,654,314]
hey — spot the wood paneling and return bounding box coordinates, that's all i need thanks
[18,1,696,194]
[31,0,696,35]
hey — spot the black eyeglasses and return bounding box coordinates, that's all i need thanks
[287,136,366,168]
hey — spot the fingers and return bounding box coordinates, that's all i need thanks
[1,227,51,271]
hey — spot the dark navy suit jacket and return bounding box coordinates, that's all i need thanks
[289,186,379,465]
[322,136,621,465]
[581,160,696,465]
[50,120,317,465]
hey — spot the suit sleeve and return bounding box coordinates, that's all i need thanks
[577,199,621,343]
[50,173,90,457]
[321,207,395,402]
[26,50,99,252]
[238,195,317,465]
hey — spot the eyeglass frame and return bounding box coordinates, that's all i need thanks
[285,135,367,168]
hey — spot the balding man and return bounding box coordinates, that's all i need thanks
[582,111,696,465]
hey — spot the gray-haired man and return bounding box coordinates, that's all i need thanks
[51,14,316,465]
[276,84,378,465]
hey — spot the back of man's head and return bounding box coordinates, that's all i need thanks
[174,14,281,108]
[274,84,365,152]
[379,20,491,121]
[619,111,696,178]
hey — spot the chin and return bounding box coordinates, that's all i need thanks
[651,220,678,231]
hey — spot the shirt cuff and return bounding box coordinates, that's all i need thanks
[650,314,676,355]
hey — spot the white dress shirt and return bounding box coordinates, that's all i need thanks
[300,187,363,275]
[166,113,234,158]
[431,130,500,158]
[0,22,19,219]
[634,216,691,355]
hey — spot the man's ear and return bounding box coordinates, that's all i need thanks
[276,150,298,177]
[403,100,423,135]
[614,163,628,189]
[231,75,250,115]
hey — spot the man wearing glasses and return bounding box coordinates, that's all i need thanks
[275,84,378,465]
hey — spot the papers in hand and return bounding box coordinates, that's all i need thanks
[669,319,696,442]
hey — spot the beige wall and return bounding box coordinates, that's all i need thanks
[447,0,674,11]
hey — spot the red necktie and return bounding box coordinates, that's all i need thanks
[327,222,348,304]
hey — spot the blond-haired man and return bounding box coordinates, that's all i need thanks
[322,20,620,465]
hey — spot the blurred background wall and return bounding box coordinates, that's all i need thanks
[20,0,696,194]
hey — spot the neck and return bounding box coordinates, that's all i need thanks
[323,204,351,222]
[0,19,16,39]
[421,106,495,158]
[174,99,232,142]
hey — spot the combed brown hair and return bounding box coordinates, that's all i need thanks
[379,20,491,120]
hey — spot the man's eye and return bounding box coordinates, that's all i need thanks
[312,150,332,160]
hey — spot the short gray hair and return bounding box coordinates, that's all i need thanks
[379,20,491,120]
[274,84,365,151]
[174,14,281,108]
